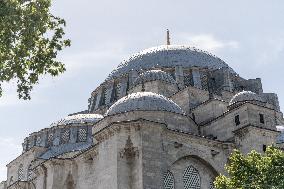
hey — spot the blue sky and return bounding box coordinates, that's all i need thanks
[1,0,284,181]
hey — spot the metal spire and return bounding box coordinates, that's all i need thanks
[166,29,171,45]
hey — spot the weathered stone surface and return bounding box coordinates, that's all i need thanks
[2,44,283,189]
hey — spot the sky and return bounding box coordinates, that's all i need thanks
[1,0,284,181]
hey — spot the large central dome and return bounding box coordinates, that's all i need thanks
[107,45,236,80]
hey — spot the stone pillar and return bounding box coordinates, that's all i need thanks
[105,81,114,105]
[129,70,139,87]
[254,78,263,94]
[175,66,184,89]
[222,68,233,92]
[192,67,202,89]
[118,77,128,98]
[94,89,102,109]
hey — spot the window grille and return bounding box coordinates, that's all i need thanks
[184,74,193,87]
[36,136,41,146]
[163,171,174,189]
[183,166,201,189]
[61,129,70,144]
[18,164,24,181]
[28,138,34,149]
[78,128,87,142]
[209,179,215,189]
[27,164,33,181]
[48,132,54,146]
[201,73,208,90]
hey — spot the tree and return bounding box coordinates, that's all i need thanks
[0,0,70,99]
[214,146,284,189]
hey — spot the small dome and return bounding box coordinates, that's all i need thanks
[51,114,103,126]
[106,92,184,116]
[133,70,176,87]
[229,91,265,106]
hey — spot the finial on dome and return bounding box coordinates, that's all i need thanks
[166,29,171,45]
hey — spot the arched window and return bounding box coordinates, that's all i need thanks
[183,166,201,189]
[18,164,24,181]
[47,132,54,146]
[163,170,175,189]
[78,128,87,142]
[27,164,33,181]
[61,129,70,144]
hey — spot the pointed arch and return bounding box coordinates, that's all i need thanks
[163,170,175,189]
[183,165,201,189]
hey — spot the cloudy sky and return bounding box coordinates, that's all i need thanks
[1,0,284,181]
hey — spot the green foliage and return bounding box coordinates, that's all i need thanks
[214,146,284,189]
[0,0,70,99]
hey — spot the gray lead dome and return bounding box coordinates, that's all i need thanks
[133,69,177,87]
[107,45,236,80]
[229,91,265,105]
[50,114,103,127]
[106,92,185,115]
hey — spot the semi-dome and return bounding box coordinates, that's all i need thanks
[51,114,103,127]
[106,92,184,116]
[229,91,265,106]
[133,69,177,87]
[107,45,236,80]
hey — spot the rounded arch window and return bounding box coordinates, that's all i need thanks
[47,132,54,146]
[61,129,70,144]
[163,170,175,189]
[78,128,87,142]
[183,165,201,189]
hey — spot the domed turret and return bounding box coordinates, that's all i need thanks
[106,92,184,116]
[50,114,103,127]
[133,69,177,87]
[229,91,265,106]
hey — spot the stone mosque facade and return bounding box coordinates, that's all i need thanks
[1,40,284,189]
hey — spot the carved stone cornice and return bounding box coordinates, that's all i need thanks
[94,125,121,143]
[94,120,142,144]
[81,147,99,163]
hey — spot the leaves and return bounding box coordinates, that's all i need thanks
[0,0,70,99]
[214,147,284,189]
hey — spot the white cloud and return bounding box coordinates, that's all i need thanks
[178,33,239,52]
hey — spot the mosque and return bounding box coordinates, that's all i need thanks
[1,31,284,189]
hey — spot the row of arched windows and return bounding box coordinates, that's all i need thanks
[163,166,215,189]
[10,164,34,185]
